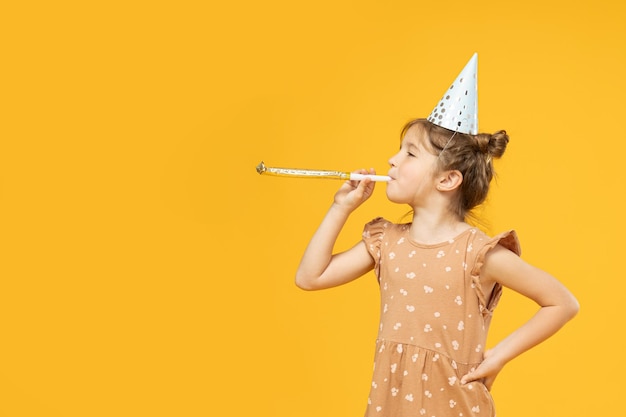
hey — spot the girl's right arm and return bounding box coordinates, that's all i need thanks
[295,169,377,291]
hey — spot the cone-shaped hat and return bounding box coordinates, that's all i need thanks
[427,53,478,135]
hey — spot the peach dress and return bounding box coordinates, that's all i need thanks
[362,218,520,417]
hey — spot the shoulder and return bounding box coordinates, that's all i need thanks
[470,229,521,256]
[469,229,521,279]
[362,217,407,254]
[479,231,528,285]
[363,217,406,238]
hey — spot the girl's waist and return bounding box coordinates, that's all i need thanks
[374,337,485,371]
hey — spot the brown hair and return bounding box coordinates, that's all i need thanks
[401,118,509,221]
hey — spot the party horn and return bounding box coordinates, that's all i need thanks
[256,161,391,181]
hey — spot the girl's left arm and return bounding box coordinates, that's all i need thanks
[461,244,579,389]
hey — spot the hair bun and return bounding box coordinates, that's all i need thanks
[487,130,509,159]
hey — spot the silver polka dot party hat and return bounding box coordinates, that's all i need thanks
[427,53,478,135]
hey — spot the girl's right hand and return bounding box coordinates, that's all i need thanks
[333,168,376,212]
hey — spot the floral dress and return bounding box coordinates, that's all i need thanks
[362,218,520,417]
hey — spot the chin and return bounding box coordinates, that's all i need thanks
[385,189,403,204]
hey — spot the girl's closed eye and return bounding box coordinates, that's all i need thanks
[406,144,419,157]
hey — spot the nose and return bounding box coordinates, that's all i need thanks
[388,152,397,167]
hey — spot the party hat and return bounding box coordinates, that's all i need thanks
[427,53,478,135]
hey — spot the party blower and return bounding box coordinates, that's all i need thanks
[256,161,391,182]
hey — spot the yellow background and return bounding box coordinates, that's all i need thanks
[1,1,623,416]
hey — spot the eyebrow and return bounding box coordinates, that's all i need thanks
[404,142,420,153]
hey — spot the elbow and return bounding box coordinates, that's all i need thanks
[567,295,580,320]
[294,277,311,291]
[562,292,580,321]
[295,281,316,291]
[294,272,318,291]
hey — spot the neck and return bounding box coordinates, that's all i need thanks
[409,207,469,245]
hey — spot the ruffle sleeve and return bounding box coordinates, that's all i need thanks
[362,217,388,279]
[470,230,521,319]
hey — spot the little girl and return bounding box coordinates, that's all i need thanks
[294,55,579,417]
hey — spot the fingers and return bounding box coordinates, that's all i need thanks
[461,367,497,391]
[336,168,376,208]
[346,168,375,188]
[347,168,376,185]
[460,367,487,385]
[358,168,376,192]
[352,176,372,200]
[460,370,478,385]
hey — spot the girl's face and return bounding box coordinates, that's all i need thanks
[386,125,440,206]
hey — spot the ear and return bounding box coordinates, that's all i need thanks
[436,170,463,192]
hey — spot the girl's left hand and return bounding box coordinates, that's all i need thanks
[460,349,504,391]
